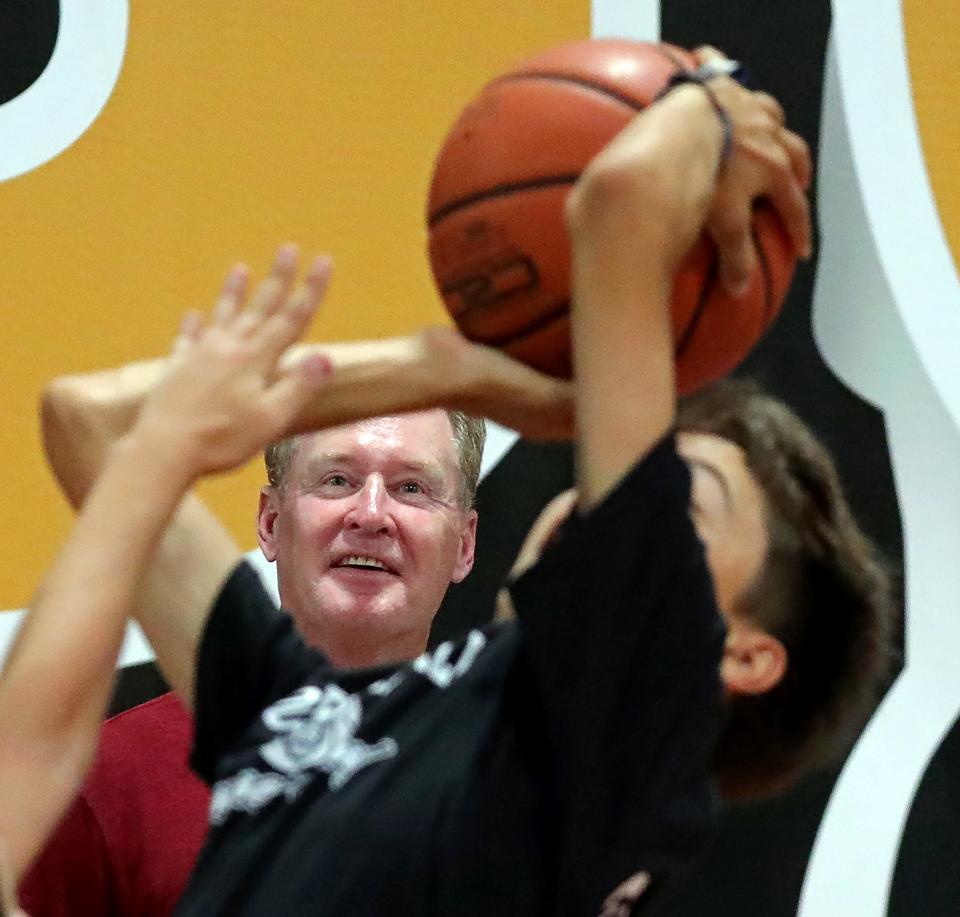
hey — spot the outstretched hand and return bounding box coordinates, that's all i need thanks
[696,47,813,296]
[132,244,333,479]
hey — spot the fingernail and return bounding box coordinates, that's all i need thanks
[228,264,247,291]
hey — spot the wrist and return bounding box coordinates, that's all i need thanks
[114,422,199,497]
[654,60,745,168]
[652,84,727,168]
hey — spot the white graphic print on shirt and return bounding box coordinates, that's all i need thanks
[208,630,488,824]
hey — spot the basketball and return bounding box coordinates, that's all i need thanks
[426,39,796,393]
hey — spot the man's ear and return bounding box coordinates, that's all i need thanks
[257,486,281,562]
[450,509,478,584]
[720,624,788,697]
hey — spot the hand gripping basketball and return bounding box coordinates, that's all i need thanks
[427,39,802,393]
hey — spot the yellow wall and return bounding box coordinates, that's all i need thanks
[905,0,960,275]
[0,1,588,607]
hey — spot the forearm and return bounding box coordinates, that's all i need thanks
[0,433,193,881]
[566,86,725,509]
[289,328,573,440]
[41,358,168,508]
[38,360,248,712]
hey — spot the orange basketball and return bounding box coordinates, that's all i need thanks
[427,39,796,393]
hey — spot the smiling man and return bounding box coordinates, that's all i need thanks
[258,412,479,667]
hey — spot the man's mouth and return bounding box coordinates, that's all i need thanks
[334,555,395,574]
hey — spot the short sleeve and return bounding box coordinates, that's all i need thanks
[190,561,330,785]
[506,436,726,911]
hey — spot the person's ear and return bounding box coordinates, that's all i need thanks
[450,510,478,583]
[720,623,788,696]
[257,486,282,562]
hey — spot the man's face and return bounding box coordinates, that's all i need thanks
[258,412,477,666]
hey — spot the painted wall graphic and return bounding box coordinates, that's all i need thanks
[2,1,960,915]
[0,0,587,642]
[585,1,955,915]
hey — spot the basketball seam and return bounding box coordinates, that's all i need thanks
[652,44,688,71]
[428,175,579,227]
[461,299,569,349]
[429,49,690,227]
[753,222,775,326]
[675,251,718,360]
[492,72,650,114]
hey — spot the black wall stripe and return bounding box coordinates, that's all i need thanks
[651,2,909,917]
[0,1,59,106]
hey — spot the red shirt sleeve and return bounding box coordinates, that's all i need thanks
[18,693,211,917]
[17,794,115,917]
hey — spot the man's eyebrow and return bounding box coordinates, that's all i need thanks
[395,459,443,478]
[686,457,733,510]
[301,452,355,473]
[301,454,446,483]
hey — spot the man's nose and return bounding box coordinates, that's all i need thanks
[345,476,396,535]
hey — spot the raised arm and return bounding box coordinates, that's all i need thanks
[41,323,573,504]
[565,54,810,509]
[0,255,332,883]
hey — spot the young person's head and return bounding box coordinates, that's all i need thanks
[258,410,485,667]
[677,379,897,799]
[504,380,897,800]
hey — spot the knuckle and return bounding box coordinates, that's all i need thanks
[756,92,786,123]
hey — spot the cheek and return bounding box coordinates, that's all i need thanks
[708,532,766,615]
[406,516,464,567]
[704,542,737,612]
[282,503,340,551]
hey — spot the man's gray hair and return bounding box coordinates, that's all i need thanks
[264,410,486,508]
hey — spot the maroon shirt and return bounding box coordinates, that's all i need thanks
[18,693,210,917]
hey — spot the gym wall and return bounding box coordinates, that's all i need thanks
[2,2,958,915]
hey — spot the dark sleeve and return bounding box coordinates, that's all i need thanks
[17,795,115,917]
[190,561,331,785]
[507,436,726,912]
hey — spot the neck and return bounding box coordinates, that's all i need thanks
[295,617,429,669]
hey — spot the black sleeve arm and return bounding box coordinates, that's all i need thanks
[507,437,726,911]
[190,561,331,785]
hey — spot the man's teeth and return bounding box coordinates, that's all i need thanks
[341,556,387,570]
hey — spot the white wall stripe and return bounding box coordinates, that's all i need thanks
[591,0,660,41]
[0,0,128,182]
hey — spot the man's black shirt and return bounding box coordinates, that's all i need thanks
[178,438,725,916]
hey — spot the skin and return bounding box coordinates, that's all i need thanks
[257,412,477,667]
[676,431,768,615]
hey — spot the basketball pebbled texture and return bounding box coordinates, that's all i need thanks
[427,39,795,390]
